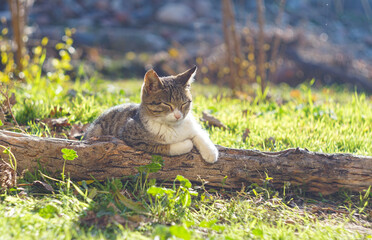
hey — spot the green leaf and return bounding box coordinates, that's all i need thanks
[182,220,195,228]
[151,155,164,165]
[88,187,98,200]
[212,225,226,232]
[38,204,59,219]
[3,148,9,154]
[199,219,218,228]
[252,228,264,237]
[180,192,191,207]
[147,162,162,173]
[70,180,91,203]
[207,106,218,113]
[116,192,147,214]
[199,219,225,232]
[222,175,228,185]
[111,178,123,190]
[152,225,171,240]
[0,119,3,126]
[310,78,315,86]
[147,186,163,196]
[147,186,175,198]
[136,163,160,173]
[61,148,78,161]
[169,225,191,240]
[148,178,156,187]
[136,155,163,173]
[175,175,192,188]
[252,189,258,196]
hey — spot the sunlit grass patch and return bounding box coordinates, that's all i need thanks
[0,180,369,240]
[1,75,371,239]
[10,76,372,155]
[189,83,372,155]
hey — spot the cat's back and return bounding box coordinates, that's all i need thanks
[85,103,139,139]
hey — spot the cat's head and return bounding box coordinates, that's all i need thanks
[141,66,196,125]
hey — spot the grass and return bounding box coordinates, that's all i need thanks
[0,35,371,239]
[9,77,372,155]
[0,77,370,239]
[0,183,369,239]
[194,83,371,155]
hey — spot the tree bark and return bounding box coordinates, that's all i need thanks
[256,0,267,93]
[0,130,371,195]
[8,0,26,72]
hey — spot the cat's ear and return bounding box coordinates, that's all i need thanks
[144,69,163,93]
[176,65,197,87]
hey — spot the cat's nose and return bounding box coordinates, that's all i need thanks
[174,110,182,120]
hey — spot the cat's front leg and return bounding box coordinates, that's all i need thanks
[169,139,194,156]
[192,131,218,163]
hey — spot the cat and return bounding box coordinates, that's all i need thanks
[84,66,219,163]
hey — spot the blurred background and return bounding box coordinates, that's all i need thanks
[1,0,372,93]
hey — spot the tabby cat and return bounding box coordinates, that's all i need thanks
[84,66,218,163]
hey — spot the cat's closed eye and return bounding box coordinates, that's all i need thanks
[149,102,162,106]
[161,102,174,111]
[181,101,191,109]
[150,109,164,113]
[146,104,166,113]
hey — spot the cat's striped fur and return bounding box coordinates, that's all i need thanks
[84,66,218,163]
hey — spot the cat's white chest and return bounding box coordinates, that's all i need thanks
[146,116,196,144]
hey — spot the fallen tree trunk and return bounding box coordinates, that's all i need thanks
[0,130,371,195]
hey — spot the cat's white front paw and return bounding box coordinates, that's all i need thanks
[199,144,219,163]
[169,139,193,156]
